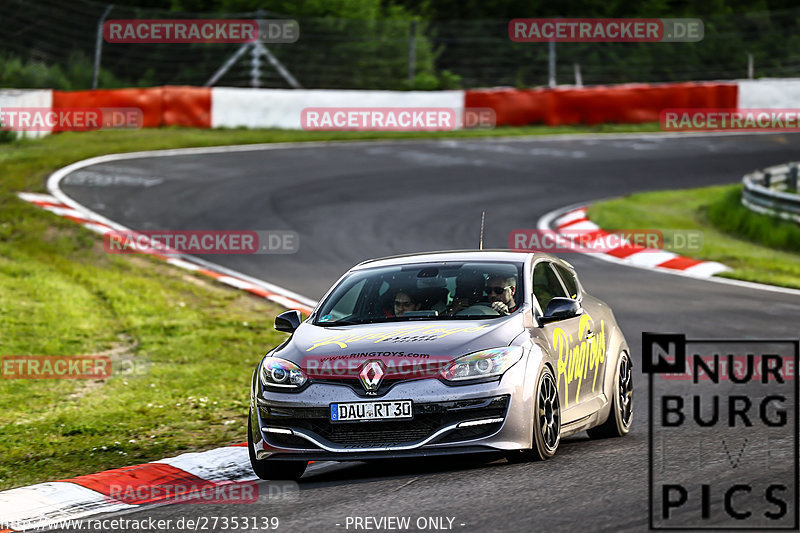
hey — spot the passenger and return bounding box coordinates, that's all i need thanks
[388,289,422,318]
[486,275,518,315]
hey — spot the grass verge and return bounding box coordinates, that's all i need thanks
[0,123,659,490]
[587,185,800,289]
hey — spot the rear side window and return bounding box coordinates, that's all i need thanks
[554,264,579,300]
[532,262,567,312]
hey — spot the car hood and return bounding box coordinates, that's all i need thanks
[271,316,527,365]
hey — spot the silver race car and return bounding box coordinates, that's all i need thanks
[248,251,633,479]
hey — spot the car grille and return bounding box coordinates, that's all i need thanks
[260,395,509,449]
[309,377,417,397]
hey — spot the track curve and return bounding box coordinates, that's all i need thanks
[56,133,800,532]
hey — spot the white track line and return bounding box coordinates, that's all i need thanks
[45,151,318,310]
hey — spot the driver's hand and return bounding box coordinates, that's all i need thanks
[491,301,509,315]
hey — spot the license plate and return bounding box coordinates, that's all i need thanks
[330,400,413,422]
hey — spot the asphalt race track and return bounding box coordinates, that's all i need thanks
[57,133,800,532]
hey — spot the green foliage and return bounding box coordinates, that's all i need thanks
[0,52,140,91]
[0,116,14,144]
[5,0,800,90]
[404,69,462,90]
[707,186,800,253]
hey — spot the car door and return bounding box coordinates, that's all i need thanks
[532,260,586,411]
[552,263,606,403]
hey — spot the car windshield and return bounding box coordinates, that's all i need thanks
[313,261,525,326]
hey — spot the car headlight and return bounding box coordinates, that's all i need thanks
[259,357,307,389]
[440,346,524,382]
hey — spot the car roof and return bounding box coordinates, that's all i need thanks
[349,250,566,271]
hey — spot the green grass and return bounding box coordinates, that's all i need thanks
[588,185,800,289]
[707,187,800,254]
[0,123,660,490]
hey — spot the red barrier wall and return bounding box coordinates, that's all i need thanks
[52,82,738,131]
[52,86,211,130]
[161,86,211,127]
[465,82,738,127]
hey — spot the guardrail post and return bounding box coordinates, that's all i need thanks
[790,165,798,192]
[763,171,771,188]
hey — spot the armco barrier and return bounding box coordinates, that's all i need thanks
[465,82,738,127]
[742,163,800,223]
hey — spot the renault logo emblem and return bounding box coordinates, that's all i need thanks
[359,360,385,393]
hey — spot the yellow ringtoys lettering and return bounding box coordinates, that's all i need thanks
[306,324,488,351]
[553,313,606,408]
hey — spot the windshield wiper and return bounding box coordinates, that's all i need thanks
[318,319,361,327]
[319,316,443,326]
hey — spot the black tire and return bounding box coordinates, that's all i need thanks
[248,411,307,480]
[506,366,560,463]
[588,351,633,439]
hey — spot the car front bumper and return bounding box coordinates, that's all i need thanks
[250,359,534,461]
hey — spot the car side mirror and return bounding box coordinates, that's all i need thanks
[540,297,582,324]
[275,310,302,333]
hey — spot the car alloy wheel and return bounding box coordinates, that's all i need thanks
[538,368,561,455]
[588,351,633,439]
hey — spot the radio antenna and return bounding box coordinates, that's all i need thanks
[479,211,485,250]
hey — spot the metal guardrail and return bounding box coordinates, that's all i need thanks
[741,163,800,223]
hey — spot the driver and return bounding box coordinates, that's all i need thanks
[486,275,518,315]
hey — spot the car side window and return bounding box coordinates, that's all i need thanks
[532,262,568,312]
[554,264,579,300]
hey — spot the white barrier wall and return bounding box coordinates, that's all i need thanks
[10,81,800,136]
[0,89,53,138]
[211,88,466,129]
[737,79,800,109]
